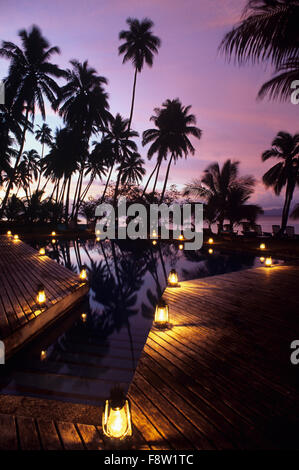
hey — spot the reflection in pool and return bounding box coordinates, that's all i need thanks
[0,239,276,405]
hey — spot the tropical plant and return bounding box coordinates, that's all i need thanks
[118,17,161,130]
[220,0,299,101]
[0,25,65,213]
[120,152,145,185]
[262,131,299,234]
[143,98,202,202]
[184,160,258,233]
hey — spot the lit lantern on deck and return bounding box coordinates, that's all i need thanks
[102,387,132,440]
[260,257,265,263]
[208,238,214,244]
[81,313,87,322]
[80,266,88,281]
[7,230,12,237]
[208,248,213,254]
[40,350,47,361]
[39,247,46,256]
[154,299,169,328]
[178,234,184,241]
[265,257,272,267]
[179,244,184,250]
[260,243,266,250]
[168,269,179,287]
[152,229,158,239]
[96,229,101,236]
[51,238,56,244]
[96,237,100,242]
[37,284,46,306]
[13,234,19,242]
[152,240,157,246]
[51,231,56,236]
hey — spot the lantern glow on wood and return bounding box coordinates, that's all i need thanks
[81,313,87,322]
[208,248,213,254]
[168,269,179,287]
[51,238,56,244]
[179,244,184,250]
[51,231,56,236]
[80,266,87,281]
[154,299,169,328]
[102,387,132,440]
[260,243,266,250]
[39,247,46,256]
[265,257,272,267]
[208,238,214,244]
[37,285,46,306]
[152,240,157,246]
[260,257,265,263]
[7,230,12,237]
[13,234,19,242]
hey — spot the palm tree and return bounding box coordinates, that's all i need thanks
[35,123,52,191]
[262,131,299,235]
[120,152,145,185]
[100,113,138,205]
[56,59,111,220]
[220,1,299,101]
[118,18,161,130]
[0,25,65,213]
[21,149,40,197]
[184,160,256,233]
[91,139,114,203]
[225,185,263,231]
[143,98,202,202]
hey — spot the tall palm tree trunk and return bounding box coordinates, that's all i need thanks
[279,182,296,235]
[101,163,114,203]
[160,153,174,203]
[0,108,29,215]
[128,67,138,132]
[152,160,162,196]
[142,160,159,197]
[64,176,72,225]
[36,142,44,193]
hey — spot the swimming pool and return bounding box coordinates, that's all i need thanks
[0,238,280,405]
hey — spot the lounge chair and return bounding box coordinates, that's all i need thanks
[272,225,280,236]
[253,224,263,236]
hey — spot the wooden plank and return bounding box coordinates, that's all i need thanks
[17,416,41,450]
[37,419,63,450]
[0,414,18,450]
[56,421,84,450]
[76,423,103,450]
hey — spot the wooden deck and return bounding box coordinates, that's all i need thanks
[0,264,298,449]
[0,235,88,358]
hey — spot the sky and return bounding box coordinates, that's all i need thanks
[0,0,298,211]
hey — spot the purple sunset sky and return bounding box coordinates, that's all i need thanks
[1,0,298,210]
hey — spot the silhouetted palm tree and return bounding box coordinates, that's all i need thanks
[56,60,111,220]
[262,131,299,234]
[35,123,52,191]
[120,152,145,185]
[100,113,138,204]
[184,160,257,233]
[220,0,299,101]
[0,25,65,212]
[143,98,202,202]
[225,185,263,230]
[118,17,161,130]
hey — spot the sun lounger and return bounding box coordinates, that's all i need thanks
[286,226,295,238]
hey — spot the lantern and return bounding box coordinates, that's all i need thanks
[260,243,266,250]
[208,248,213,254]
[13,234,19,242]
[40,350,47,361]
[51,231,56,236]
[96,237,100,242]
[154,299,169,328]
[208,238,214,244]
[168,269,179,287]
[51,238,56,244]
[102,387,132,440]
[178,234,184,241]
[96,229,101,236]
[39,247,46,256]
[37,285,46,306]
[179,244,184,250]
[265,257,272,267]
[7,230,12,237]
[81,313,87,322]
[80,266,87,281]
[152,240,157,246]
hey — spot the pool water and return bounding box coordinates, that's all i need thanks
[0,239,281,405]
